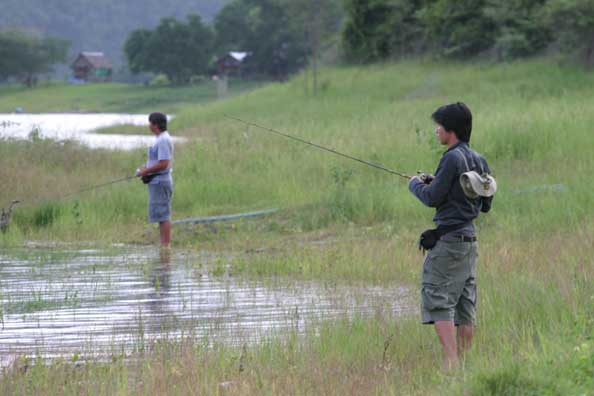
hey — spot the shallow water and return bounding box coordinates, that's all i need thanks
[0,248,413,365]
[0,113,184,150]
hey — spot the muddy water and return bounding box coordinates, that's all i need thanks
[0,248,413,364]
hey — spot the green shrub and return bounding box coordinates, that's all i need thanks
[33,202,62,228]
[468,365,545,396]
[149,74,170,86]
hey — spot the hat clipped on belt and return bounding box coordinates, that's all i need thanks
[460,171,497,199]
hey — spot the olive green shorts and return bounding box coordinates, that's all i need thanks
[421,240,478,326]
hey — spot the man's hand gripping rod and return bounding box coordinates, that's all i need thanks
[225,115,411,180]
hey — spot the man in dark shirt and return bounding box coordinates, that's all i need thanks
[409,102,493,369]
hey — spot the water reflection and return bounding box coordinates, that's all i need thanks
[0,114,185,150]
[146,248,173,333]
[0,248,413,364]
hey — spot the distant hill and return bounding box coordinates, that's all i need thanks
[0,0,228,75]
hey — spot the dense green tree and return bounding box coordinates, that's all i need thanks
[215,0,294,78]
[342,0,427,62]
[545,0,594,65]
[0,30,69,86]
[343,0,557,62]
[124,29,153,74]
[215,0,333,79]
[214,0,255,53]
[484,0,551,60]
[342,0,397,62]
[124,15,215,84]
[418,0,496,58]
[0,32,22,80]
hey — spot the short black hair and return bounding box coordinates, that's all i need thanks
[149,112,167,132]
[431,102,472,143]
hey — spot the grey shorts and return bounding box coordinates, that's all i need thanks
[420,240,478,326]
[148,181,173,223]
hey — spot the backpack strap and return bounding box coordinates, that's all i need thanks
[454,147,485,174]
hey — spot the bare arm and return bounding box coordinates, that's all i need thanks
[137,160,170,177]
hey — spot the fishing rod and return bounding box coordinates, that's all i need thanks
[25,175,138,206]
[1,174,137,232]
[225,115,411,180]
[5,175,136,210]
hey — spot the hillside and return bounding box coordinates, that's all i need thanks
[2,59,593,238]
[0,0,228,72]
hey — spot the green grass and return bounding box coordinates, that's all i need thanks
[0,59,593,395]
[0,79,266,114]
[2,59,592,244]
[0,253,591,395]
[91,124,149,135]
[0,290,80,315]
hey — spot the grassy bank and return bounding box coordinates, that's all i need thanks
[0,59,592,394]
[0,79,265,114]
[2,59,592,245]
[1,225,592,395]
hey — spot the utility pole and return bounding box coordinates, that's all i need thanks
[310,0,321,96]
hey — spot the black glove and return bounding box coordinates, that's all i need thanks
[141,174,156,184]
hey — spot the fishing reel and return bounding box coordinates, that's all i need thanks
[417,171,434,185]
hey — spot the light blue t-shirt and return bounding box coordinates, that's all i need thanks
[146,131,173,184]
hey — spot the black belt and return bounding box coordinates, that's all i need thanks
[447,235,477,243]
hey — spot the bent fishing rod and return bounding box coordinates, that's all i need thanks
[225,115,411,180]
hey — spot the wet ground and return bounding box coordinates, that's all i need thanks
[0,247,413,365]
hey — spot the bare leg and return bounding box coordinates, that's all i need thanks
[434,321,458,369]
[159,220,171,247]
[159,246,171,264]
[457,324,474,358]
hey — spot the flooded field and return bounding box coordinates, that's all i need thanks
[0,247,413,366]
[0,114,184,150]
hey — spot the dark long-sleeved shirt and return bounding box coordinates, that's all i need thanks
[409,142,493,236]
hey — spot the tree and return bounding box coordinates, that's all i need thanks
[0,30,69,86]
[124,15,215,84]
[484,0,551,60]
[214,0,313,79]
[418,0,497,58]
[0,0,228,73]
[545,0,594,65]
[284,0,343,93]
[342,0,428,62]
[214,0,255,53]
[343,0,398,62]
[124,29,153,74]
[0,32,22,80]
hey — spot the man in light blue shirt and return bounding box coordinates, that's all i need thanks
[136,112,174,247]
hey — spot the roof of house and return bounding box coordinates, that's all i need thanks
[73,52,113,69]
[227,51,250,62]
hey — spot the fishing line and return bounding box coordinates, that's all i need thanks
[2,175,137,231]
[14,175,137,208]
[225,115,411,179]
